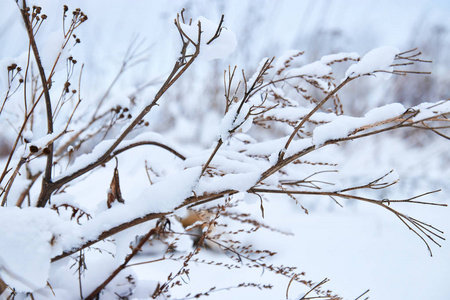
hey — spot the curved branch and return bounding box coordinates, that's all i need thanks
[112,141,186,160]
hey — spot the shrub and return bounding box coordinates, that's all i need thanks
[0,2,448,299]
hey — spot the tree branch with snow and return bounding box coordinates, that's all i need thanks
[0,4,449,300]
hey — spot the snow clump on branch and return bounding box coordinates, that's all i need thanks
[179,16,237,61]
[345,46,399,79]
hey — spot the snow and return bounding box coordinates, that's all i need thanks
[20,131,65,157]
[219,102,251,139]
[0,208,75,292]
[1,1,450,299]
[320,52,360,65]
[274,49,302,72]
[196,171,260,194]
[264,107,336,124]
[284,138,314,157]
[411,100,450,122]
[345,46,400,79]
[53,131,180,182]
[38,30,69,72]
[179,16,237,61]
[313,103,406,146]
[286,60,332,78]
[246,57,270,89]
[22,130,33,143]
[81,166,201,242]
[240,136,289,156]
[52,139,115,181]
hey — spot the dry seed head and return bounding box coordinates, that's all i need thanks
[7,63,17,71]
[64,81,70,93]
[29,145,38,153]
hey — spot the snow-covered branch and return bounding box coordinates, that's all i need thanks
[0,4,449,299]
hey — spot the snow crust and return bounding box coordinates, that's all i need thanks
[345,46,399,79]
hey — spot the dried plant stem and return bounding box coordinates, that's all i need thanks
[36,16,202,207]
[278,76,353,162]
[84,226,159,300]
[200,139,223,177]
[51,213,166,262]
[0,158,26,206]
[19,1,55,207]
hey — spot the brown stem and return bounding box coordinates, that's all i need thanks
[200,139,223,177]
[15,171,41,207]
[84,226,158,300]
[19,1,55,209]
[51,213,165,262]
[0,158,27,206]
[278,76,353,161]
[112,141,186,161]
[36,19,201,207]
